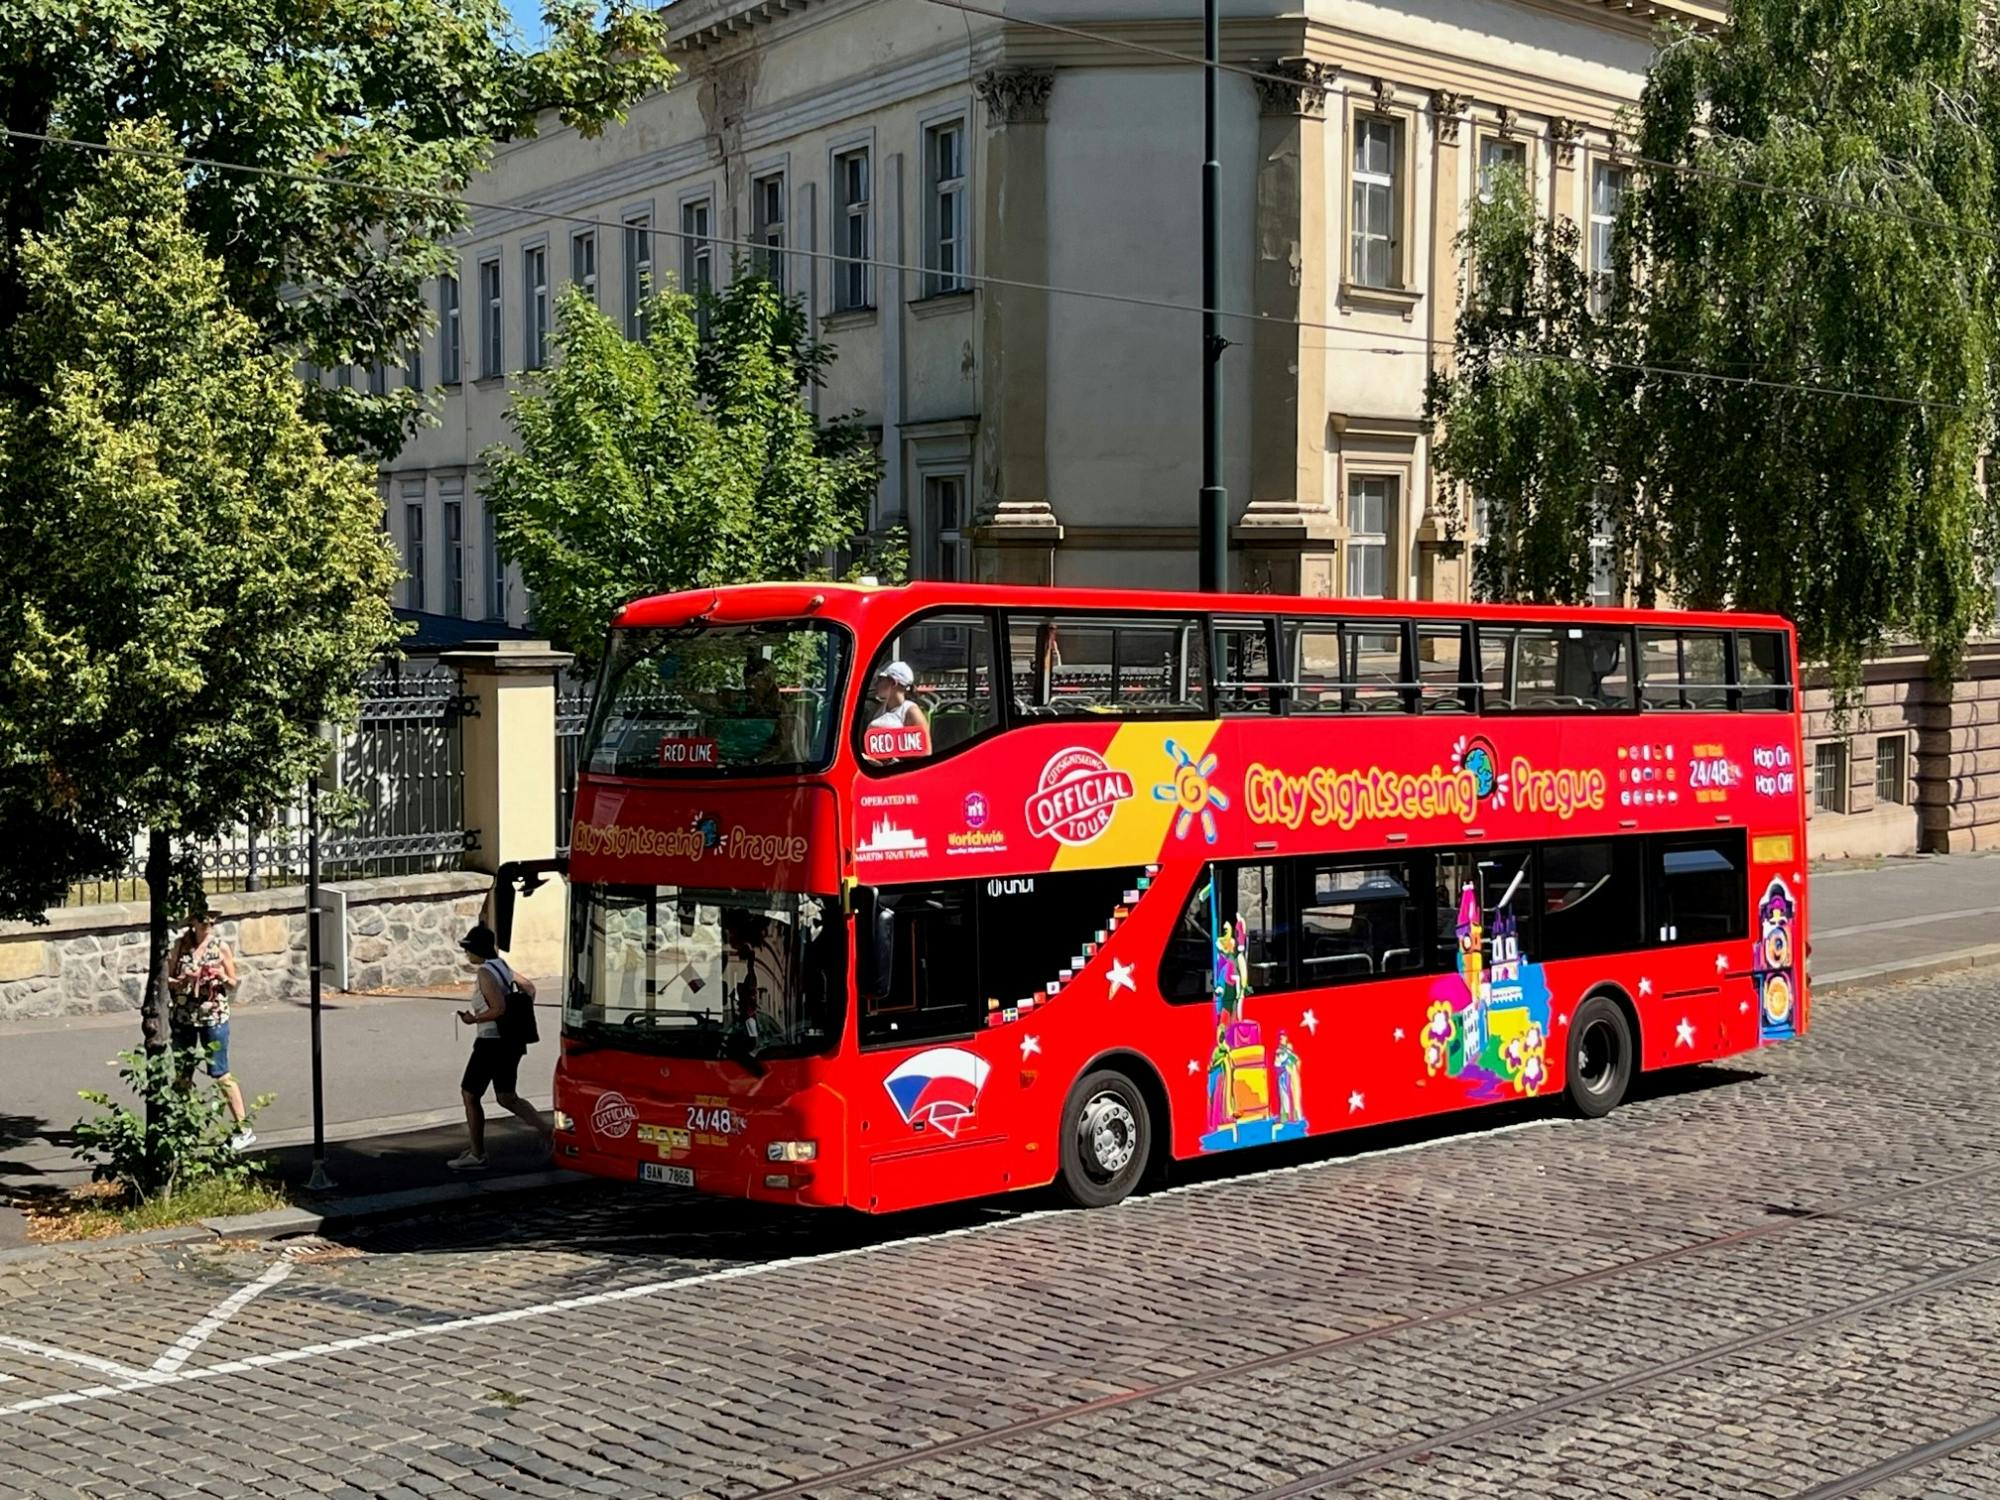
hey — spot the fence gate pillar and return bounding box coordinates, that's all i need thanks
[441,640,575,976]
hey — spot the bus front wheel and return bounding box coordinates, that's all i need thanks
[1058,1069,1151,1208]
[1566,993,1634,1118]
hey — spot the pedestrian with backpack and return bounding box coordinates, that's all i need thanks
[448,922,551,1171]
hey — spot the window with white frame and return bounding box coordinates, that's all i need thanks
[834,148,871,311]
[571,229,596,305]
[752,173,786,291]
[402,482,426,611]
[1345,476,1396,598]
[477,257,502,378]
[1875,735,1909,806]
[1590,163,1629,312]
[681,198,712,329]
[623,213,652,340]
[485,497,508,623]
[924,120,966,296]
[924,474,969,582]
[523,244,549,370]
[1350,116,1401,288]
[1477,137,1526,203]
[441,482,465,618]
[439,274,461,385]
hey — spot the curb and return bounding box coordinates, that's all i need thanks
[0,1169,587,1265]
[1814,942,2000,996]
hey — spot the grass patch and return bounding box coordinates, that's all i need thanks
[25,1175,293,1243]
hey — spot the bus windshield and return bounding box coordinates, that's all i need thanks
[566,884,846,1060]
[586,621,849,776]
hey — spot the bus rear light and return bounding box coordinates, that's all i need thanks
[767,1141,818,1162]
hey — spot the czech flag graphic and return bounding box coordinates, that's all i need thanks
[883,1048,992,1138]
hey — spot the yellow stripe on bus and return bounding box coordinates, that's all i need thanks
[1052,720,1222,871]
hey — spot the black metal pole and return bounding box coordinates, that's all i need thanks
[1198,0,1228,593]
[306,773,333,1192]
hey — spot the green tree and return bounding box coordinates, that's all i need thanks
[486,275,884,672]
[0,127,402,1040]
[1429,0,2000,693]
[0,0,673,459]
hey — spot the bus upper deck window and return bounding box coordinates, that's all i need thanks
[858,614,998,766]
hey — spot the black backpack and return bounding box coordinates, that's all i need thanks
[487,959,539,1046]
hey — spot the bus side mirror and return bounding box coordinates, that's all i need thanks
[492,858,569,950]
[853,886,893,1000]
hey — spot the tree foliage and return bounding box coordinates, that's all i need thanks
[486,275,884,672]
[1429,0,2000,691]
[0,0,673,458]
[0,125,401,966]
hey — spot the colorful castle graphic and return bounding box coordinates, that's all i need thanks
[1755,878,1798,1041]
[1421,879,1553,1099]
[1199,887,1311,1153]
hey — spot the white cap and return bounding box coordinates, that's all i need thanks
[877,661,914,688]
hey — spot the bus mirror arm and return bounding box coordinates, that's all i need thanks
[852,886,892,999]
[492,857,570,951]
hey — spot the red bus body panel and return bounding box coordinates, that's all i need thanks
[555,583,1809,1211]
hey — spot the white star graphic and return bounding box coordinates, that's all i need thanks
[1392,1027,1406,1042]
[1675,1017,1696,1048]
[1638,976,1652,998]
[1556,1012,1569,1028]
[1106,958,1136,999]
[1347,1091,1365,1114]
[1302,1009,1320,1036]
[1187,1058,1200,1076]
[1739,1000,1751,1014]
[1019,1034,1041,1061]
[1715,952,1730,973]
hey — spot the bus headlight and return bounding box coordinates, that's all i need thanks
[767,1140,817,1162]
[552,1110,575,1133]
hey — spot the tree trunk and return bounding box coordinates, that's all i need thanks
[140,829,172,1055]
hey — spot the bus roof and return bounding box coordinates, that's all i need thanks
[611,581,1793,635]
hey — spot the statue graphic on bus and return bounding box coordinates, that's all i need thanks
[1199,880,1310,1152]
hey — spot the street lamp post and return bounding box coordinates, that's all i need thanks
[305,724,336,1193]
[1198,0,1228,594]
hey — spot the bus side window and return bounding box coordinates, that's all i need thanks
[859,614,998,764]
[1214,618,1278,714]
[1417,623,1476,713]
[858,884,980,1047]
[1160,863,1292,1001]
[1649,834,1747,946]
[1736,631,1791,711]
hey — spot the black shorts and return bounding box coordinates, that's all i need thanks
[461,1038,526,1098]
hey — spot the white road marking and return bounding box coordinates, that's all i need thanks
[149,1255,296,1376]
[0,1335,150,1383]
[0,1111,1567,1420]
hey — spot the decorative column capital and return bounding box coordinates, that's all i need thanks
[977,68,1055,127]
[1431,89,1469,144]
[1550,116,1582,166]
[1371,76,1398,115]
[1495,104,1517,139]
[1254,58,1336,118]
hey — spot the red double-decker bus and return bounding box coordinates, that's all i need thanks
[536,583,1807,1211]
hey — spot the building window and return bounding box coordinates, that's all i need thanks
[834,148,871,311]
[441,480,465,619]
[403,339,423,392]
[366,361,387,396]
[1345,475,1395,598]
[1875,735,1909,806]
[623,213,652,340]
[1590,163,1629,312]
[402,485,426,612]
[924,474,967,581]
[477,256,502,379]
[753,173,786,291]
[1814,740,1848,815]
[523,244,549,370]
[1477,137,1526,203]
[485,498,507,623]
[571,230,596,305]
[439,274,461,386]
[1350,115,1401,288]
[681,198,712,330]
[924,120,966,296]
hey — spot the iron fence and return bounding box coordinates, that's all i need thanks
[64,660,476,907]
[556,672,596,855]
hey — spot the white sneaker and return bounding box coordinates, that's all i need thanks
[229,1130,258,1152]
[446,1150,488,1171]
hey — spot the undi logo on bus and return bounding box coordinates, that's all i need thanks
[1026,747,1136,846]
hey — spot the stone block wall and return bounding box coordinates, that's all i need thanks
[0,872,491,1023]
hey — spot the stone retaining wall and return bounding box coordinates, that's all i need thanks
[0,872,491,1022]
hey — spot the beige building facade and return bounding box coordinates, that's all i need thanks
[378,0,1724,620]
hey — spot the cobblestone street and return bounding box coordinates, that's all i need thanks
[2,971,1996,1499]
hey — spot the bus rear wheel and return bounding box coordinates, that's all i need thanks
[1057,1069,1151,1209]
[1566,993,1634,1118]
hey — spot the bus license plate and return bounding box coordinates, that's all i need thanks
[640,1163,693,1187]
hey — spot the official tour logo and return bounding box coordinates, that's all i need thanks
[1026,747,1135,846]
[592,1090,637,1140]
[883,1047,992,1138]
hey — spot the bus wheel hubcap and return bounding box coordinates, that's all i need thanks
[1579,1018,1619,1093]
[1080,1093,1138,1177]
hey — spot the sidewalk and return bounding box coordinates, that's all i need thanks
[1808,854,2000,986]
